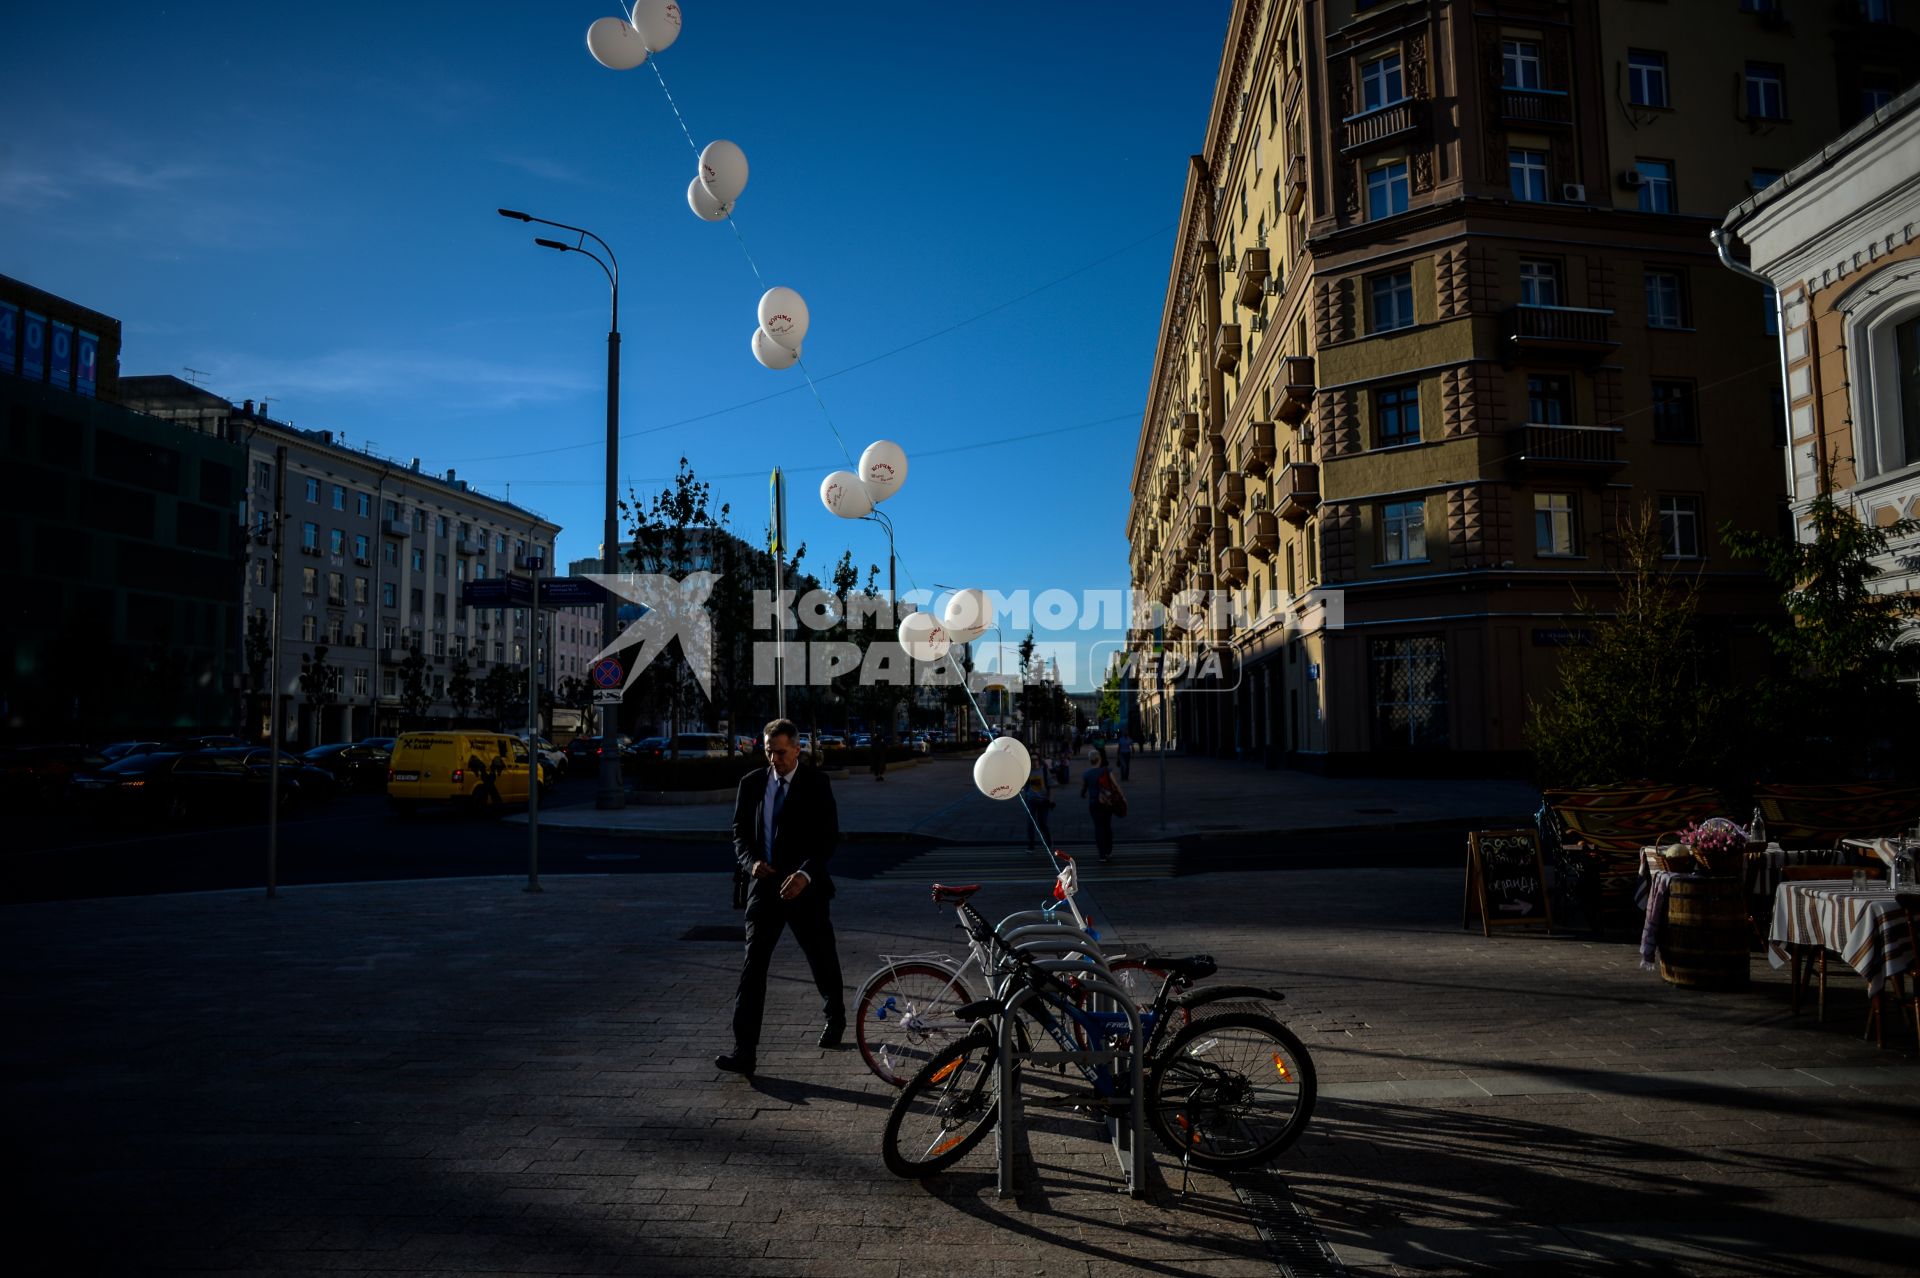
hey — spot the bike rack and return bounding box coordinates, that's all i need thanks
[995,965,1146,1200]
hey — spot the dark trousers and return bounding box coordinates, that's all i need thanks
[1118,754,1131,781]
[1090,804,1114,858]
[732,894,845,1054]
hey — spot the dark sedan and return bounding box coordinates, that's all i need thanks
[0,744,106,804]
[302,743,391,791]
[201,748,339,806]
[68,751,290,823]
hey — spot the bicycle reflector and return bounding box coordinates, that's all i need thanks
[1272,1053,1291,1079]
[930,1059,962,1084]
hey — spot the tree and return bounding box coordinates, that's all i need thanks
[447,655,475,721]
[556,674,596,725]
[1525,505,1732,788]
[242,610,273,740]
[478,664,522,727]
[398,645,433,720]
[298,643,338,746]
[1722,489,1920,777]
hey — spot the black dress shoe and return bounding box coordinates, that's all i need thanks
[714,1052,756,1074]
[817,1020,846,1049]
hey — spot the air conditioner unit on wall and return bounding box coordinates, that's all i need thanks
[1560,183,1588,202]
[1619,170,1646,189]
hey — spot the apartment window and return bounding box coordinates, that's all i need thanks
[1635,159,1675,213]
[1366,161,1409,220]
[304,477,319,503]
[329,528,345,555]
[410,587,425,612]
[496,533,508,554]
[355,491,371,518]
[301,615,317,643]
[382,581,397,608]
[327,617,343,645]
[354,533,370,561]
[254,460,272,493]
[330,484,345,511]
[1370,269,1415,332]
[1380,499,1427,563]
[1651,381,1699,443]
[1745,63,1786,120]
[253,558,267,586]
[1359,52,1404,112]
[1645,269,1688,328]
[435,553,447,576]
[1519,259,1561,307]
[1627,50,1668,107]
[494,642,504,661]
[382,670,398,697]
[436,514,449,538]
[302,567,317,597]
[1508,148,1549,202]
[457,521,470,543]
[1528,374,1572,425]
[433,632,446,658]
[1376,384,1422,446]
[457,560,468,582]
[326,571,343,601]
[1659,496,1703,558]
[354,576,370,604]
[1370,635,1448,751]
[382,541,399,567]
[411,548,425,572]
[353,668,369,697]
[1898,315,1920,467]
[301,521,318,551]
[1501,40,1542,90]
[1534,492,1579,557]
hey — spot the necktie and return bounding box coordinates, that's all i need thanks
[768,775,788,851]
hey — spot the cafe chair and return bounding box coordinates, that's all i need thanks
[1778,867,1886,1028]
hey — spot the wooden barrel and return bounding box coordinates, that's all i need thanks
[1659,875,1750,989]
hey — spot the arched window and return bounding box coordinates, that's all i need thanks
[1841,266,1920,479]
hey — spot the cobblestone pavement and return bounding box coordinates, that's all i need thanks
[5,864,1915,1276]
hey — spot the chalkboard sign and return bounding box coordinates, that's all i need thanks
[1463,828,1553,936]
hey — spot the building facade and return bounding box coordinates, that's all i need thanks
[119,376,561,744]
[1721,83,1920,663]
[1126,0,1919,771]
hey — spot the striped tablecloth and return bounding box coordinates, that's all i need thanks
[1767,884,1914,999]
[1745,846,1843,897]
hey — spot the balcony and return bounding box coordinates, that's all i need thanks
[1276,462,1321,524]
[458,537,485,555]
[1235,247,1270,310]
[1217,471,1246,516]
[1246,509,1280,560]
[1190,571,1215,597]
[1507,304,1618,358]
[1154,488,1172,518]
[1178,411,1200,449]
[1499,88,1572,127]
[1217,546,1249,588]
[384,518,410,537]
[1243,420,1276,476]
[1282,152,1307,214]
[1341,99,1424,154]
[1186,503,1213,548]
[1275,356,1316,424]
[1509,424,1626,471]
[1213,322,1242,374]
[385,647,410,663]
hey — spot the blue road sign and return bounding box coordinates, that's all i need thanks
[461,576,534,608]
[538,577,609,609]
[591,657,624,689]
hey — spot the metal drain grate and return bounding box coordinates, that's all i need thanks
[679,925,746,943]
[1228,1171,1347,1277]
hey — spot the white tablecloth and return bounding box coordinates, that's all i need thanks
[1767,884,1914,999]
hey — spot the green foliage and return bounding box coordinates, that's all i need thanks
[448,655,475,719]
[398,646,433,718]
[1525,508,1731,788]
[299,643,338,710]
[477,663,521,725]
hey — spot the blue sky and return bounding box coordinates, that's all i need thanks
[2,1,1229,689]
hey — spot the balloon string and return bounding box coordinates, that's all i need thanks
[648,60,704,162]
[725,217,769,290]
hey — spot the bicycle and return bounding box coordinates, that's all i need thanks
[880,883,1315,1179]
[853,861,1179,1086]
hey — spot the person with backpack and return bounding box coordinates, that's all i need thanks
[1080,746,1126,863]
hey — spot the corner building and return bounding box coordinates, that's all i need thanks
[1127,0,1919,772]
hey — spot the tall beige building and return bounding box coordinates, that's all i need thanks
[1127,0,1919,771]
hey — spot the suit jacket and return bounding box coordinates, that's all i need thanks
[732,762,838,903]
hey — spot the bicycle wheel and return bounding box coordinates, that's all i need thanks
[855,961,976,1087]
[1145,1012,1316,1171]
[881,1029,1000,1178]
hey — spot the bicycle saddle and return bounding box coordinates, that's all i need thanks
[932,883,982,904]
[1160,954,1218,982]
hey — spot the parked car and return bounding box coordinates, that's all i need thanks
[96,740,167,763]
[198,747,340,806]
[1,744,107,804]
[174,734,249,751]
[668,733,730,759]
[511,732,567,778]
[68,751,291,823]
[566,733,630,766]
[851,733,873,749]
[357,736,397,754]
[624,736,670,764]
[301,742,391,791]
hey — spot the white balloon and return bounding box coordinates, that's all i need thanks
[942,588,992,644]
[752,327,799,370]
[897,611,952,663]
[858,439,908,503]
[688,176,730,222]
[820,469,872,519]
[757,285,810,352]
[973,736,1031,801]
[630,0,683,52]
[699,140,749,206]
[586,17,648,70]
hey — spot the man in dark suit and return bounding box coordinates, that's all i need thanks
[716,718,846,1075]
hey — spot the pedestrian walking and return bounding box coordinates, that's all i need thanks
[1080,747,1126,863]
[717,718,845,1076]
[869,732,887,783]
[1023,764,1054,851]
[1116,731,1133,782]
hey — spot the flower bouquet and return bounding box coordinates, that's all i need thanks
[1680,817,1747,877]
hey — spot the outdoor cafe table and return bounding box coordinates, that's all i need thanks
[1767,882,1914,1045]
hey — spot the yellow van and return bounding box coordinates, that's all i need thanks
[386,732,533,815]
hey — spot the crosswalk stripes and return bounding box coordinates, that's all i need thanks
[870,843,1180,885]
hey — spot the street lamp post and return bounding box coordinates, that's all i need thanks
[498,208,625,810]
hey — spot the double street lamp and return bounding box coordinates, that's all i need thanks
[498,207,625,810]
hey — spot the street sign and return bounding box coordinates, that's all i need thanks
[592,688,623,705]
[538,577,609,609]
[590,657,624,689]
[461,576,534,609]
[769,467,786,556]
